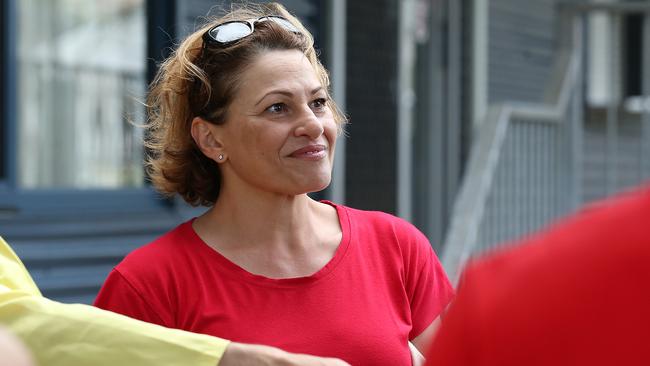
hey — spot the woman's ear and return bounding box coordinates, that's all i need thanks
[191,117,226,163]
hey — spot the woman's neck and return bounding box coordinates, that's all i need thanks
[193,188,340,278]
[197,183,328,250]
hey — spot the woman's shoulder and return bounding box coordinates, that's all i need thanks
[332,202,420,233]
[328,203,442,281]
[327,201,429,247]
[95,222,198,325]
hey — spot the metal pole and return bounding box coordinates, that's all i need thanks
[397,0,416,221]
[328,0,347,204]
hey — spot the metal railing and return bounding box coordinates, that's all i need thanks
[441,1,650,282]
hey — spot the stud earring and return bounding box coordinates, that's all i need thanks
[218,154,224,161]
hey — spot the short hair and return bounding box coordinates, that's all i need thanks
[145,2,346,206]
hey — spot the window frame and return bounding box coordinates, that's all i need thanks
[0,0,16,196]
[0,0,175,218]
[624,13,642,97]
[0,0,6,185]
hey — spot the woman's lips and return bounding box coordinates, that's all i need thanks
[289,144,327,160]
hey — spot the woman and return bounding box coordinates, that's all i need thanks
[95,3,454,365]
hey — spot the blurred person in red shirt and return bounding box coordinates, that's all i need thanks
[426,184,650,365]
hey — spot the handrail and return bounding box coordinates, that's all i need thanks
[440,13,583,283]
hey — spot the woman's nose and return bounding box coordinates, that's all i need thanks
[294,108,324,139]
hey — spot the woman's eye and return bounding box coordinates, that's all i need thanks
[311,98,328,110]
[266,103,286,114]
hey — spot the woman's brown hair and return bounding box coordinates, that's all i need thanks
[145,2,345,206]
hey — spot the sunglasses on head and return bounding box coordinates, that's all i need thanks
[203,16,301,46]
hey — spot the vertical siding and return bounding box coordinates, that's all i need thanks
[488,0,557,103]
[582,110,650,203]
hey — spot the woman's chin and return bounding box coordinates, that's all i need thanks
[301,174,332,195]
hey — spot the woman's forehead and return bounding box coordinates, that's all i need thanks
[237,50,323,96]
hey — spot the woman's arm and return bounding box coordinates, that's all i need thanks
[412,316,442,356]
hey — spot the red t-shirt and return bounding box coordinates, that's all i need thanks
[426,185,650,366]
[95,202,454,365]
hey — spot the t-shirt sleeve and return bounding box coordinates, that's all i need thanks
[403,225,455,340]
[94,268,173,328]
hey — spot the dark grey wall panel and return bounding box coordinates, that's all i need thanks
[488,0,557,103]
[345,0,398,214]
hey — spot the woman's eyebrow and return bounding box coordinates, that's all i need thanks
[255,90,294,106]
[254,86,324,106]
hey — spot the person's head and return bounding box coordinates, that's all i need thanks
[146,2,345,206]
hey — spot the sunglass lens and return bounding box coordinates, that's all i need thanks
[211,22,252,43]
[266,16,300,33]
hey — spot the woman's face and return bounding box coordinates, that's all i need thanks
[218,49,337,196]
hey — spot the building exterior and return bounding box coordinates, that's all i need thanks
[1,0,648,303]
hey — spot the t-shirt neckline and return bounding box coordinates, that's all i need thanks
[183,200,352,288]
